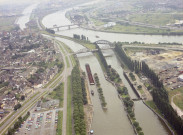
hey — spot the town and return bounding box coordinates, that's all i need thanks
[0,0,183,135]
[0,27,62,120]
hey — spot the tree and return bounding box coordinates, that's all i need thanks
[21,95,25,100]
[133,121,139,127]
[137,85,142,89]
[14,103,21,110]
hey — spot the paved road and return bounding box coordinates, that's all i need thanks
[57,41,73,135]
[0,37,71,135]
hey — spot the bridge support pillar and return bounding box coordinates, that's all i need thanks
[57,28,59,31]
[68,25,70,30]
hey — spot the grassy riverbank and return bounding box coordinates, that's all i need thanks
[66,76,72,135]
[56,111,63,135]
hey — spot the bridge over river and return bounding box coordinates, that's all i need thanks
[48,24,80,31]
[74,40,114,54]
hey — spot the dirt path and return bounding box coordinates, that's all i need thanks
[171,93,183,118]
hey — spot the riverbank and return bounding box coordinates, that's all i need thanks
[113,43,177,135]
[81,26,183,36]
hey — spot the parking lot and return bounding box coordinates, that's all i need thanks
[17,109,61,135]
[158,67,183,90]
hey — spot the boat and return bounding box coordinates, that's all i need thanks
[91,90,94,96]
[90,130,94,134]
[85,64,95,85]
[96,35,99,38]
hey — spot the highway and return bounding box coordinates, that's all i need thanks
[0,36,73,135]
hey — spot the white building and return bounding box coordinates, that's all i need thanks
[178,74,183,81]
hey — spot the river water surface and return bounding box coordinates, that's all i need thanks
[17,1,181,134]
[42,1,175,134]
[16,3,38,30]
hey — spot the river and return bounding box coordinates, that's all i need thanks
[16,3,38,30]
[42,0,183,44]
[18,1,180,134]
[55,37,170,135]
[42,1,175,134]
[56,37,134,135]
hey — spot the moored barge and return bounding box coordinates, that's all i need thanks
[85,64,95,85]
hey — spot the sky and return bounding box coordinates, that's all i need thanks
[0,0,48,5]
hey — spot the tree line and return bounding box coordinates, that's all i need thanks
[95,44,109,72]
[114,42,183,135]
[46,28,55,34]
[95,43,143,134]
[7,112,30,135]
[94,73,107,108]
[73,34,89,41]
[71,65,86,135]
[81,76,88,105]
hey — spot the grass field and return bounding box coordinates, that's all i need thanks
[56,111,63,135]
[128,13,183,26]
[104,24,170,34]
[145,100,162,115]
[168,87,183,101]
[48,83,64,107]
[173,94,183,111]
[90,18,106,26]
[66,76,72,135]
[83,43,96,49]
[0,17,17,30]
[66,56,70,68]
[70,55,76,67]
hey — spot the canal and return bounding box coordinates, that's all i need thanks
[102,48,171,135]
[17,0,183,134]
[42,1,175,133]
[56,37,134,135]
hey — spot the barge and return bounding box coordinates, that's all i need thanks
[85,64,95,85]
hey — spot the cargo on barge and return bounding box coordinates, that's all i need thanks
[85,64,95,85]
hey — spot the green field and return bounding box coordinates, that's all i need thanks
[104,24,170,34]
[168,87,183,101]
[91,17,106,26]
[173,94,183,111]
[82,43,96,49]
[128,13,183,26]
[48,83,64,107]
[70,55,76,67]
[145,100,161,115]
[66,76,72,135]
[56,111,63,135]
[66,56,70,68]
[0,17,17,30]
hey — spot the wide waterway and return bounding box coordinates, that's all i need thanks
[42,1,174,134]
[56,37,134,135]
[42,0,183,44]
[18,1,179,134]
[16,3,38,30]
[102,47,170,135]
